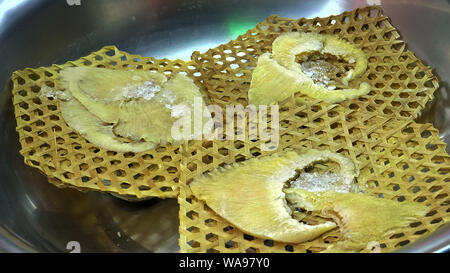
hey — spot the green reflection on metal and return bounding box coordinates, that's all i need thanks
[227,20,258,39]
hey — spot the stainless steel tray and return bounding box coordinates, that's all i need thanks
[0,0,448,252]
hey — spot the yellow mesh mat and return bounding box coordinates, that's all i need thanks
[178,118,449,253]
[192,6,438,120]
[178,6,447,252]
[9,5,449,252]
[11,46,204,198]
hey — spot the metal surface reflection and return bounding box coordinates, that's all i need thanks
[0,0,449,252]
[0,0,28,25]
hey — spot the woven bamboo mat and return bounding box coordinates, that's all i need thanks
[178,6,447,252]
[10,6,449,252]
[191,6,438,120]
[11,45,205,198]
[178,117,449,253]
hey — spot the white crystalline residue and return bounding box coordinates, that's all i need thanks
[327,85,336,90]
[301,60,334,88]
[123,81,161,100]
[158,89,182,115]
[39,85,69,100]
[290,171,352,193]
[160,89,176,104]
[348,58,355,64]
[40,85,58,98]
[303,71,314,78]
[122,81,185,117]
[170,104,190,118]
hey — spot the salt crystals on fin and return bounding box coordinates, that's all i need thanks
[158,89,188,118]
[327,85,336,90]
[301,59,336,88]
[122,81,161,100]
[170,104,190,118]
[39,85,69,100]
[290,171,354,193]
[160,89,176,104]
[121,80,189,119]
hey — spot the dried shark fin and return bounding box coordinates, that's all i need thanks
[284,188,429,252]
[190,149,358,244]
[248,32,370,105]
[60,67,168,102]
[60,92,155,153]
[60,67,211,147]
[272,32,368,85]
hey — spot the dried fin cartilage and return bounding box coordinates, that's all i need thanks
[180,6,444,252]
[11,45,202,198]
[292,148,359,186]
[189,149,358,244]
[60,67,168,104]
[273,32,368,85]
[284,188,429,252]
[60,92,156,153]
[248,32,371,105]
[60,67,212,151]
